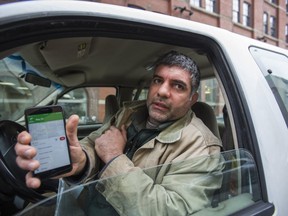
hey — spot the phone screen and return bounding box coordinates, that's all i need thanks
[25,106,72,178]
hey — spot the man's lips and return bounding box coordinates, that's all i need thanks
[151,101,169,111]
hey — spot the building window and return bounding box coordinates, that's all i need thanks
[206,0,217,13]
[270,16,277,37]
[269,0,277,4]
[263,12,268,34]
[243,2,251,27]
[233,0,240,23]
[190,0,201,7]
[286,0,288,13]
[286,24,288,43]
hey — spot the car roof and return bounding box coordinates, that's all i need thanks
[0,0,287,88]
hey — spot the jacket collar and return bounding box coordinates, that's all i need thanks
[156,109,193,144]
[120,100,193,144]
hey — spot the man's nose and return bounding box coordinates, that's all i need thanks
[157,82,170,98]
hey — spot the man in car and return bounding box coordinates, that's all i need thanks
[15,51,223,215]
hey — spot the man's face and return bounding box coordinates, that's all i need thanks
[146,65,198,125]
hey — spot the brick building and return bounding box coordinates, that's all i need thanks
[98,0,288,49]
[96,0,287,49]
[1,0,287,48]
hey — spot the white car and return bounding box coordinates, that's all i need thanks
[0,1,287,215]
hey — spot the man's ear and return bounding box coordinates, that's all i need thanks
[190,92,199,106]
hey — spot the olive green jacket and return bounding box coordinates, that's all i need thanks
[79,100,223,215]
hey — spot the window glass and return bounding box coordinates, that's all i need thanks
[19,149,261,216]
[190,0,201,7]
[206,0,217,13]
[263,12,268,34]
[270,16,277,37]
[250,47,288,126]
[58,87,116,124]
[0,56,59,122]
[198,78,224,123]
[243,2,251,27]
[132,88,148,101]
[233,0,240,23]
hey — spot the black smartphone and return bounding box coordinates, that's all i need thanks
[25,105,72,179]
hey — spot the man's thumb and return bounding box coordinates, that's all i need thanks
[66,114,79,146]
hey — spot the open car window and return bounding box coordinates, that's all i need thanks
[18,149,261,216]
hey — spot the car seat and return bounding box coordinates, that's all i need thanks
[192,101,221,139]
[103,95,119,124]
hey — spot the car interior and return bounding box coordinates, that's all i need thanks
[0,33,262,215]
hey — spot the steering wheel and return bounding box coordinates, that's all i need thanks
[0,120,58,204]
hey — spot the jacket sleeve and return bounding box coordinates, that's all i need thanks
[98,150,224,216]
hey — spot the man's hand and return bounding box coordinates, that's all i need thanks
[95,125,127,164]
[15,131,40,188]
[63,114,87,177]
[15,114,86,189]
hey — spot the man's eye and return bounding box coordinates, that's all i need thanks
[153,78,162,84]
[174,84,185,90]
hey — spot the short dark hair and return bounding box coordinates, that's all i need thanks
[153,50,200,93]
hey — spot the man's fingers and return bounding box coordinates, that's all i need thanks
[26,172,41,189]
[16,156,40,171]
[65,114,87,176]
[15,132,36,159]
[66,115,80,147]
[17,131,32,145]
[15,143,37,159]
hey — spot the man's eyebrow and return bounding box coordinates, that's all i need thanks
[171,79,188,87]
[152,74,162,79]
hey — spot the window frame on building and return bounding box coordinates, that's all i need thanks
[270,15,277,37]
[205,0,217,13]
[269,0,277,5]
[242,2,251,27]
[263,12,269,34]
[233,0,240,23]
[190,0,202,8]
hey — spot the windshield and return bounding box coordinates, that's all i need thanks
[0,55,59,122]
